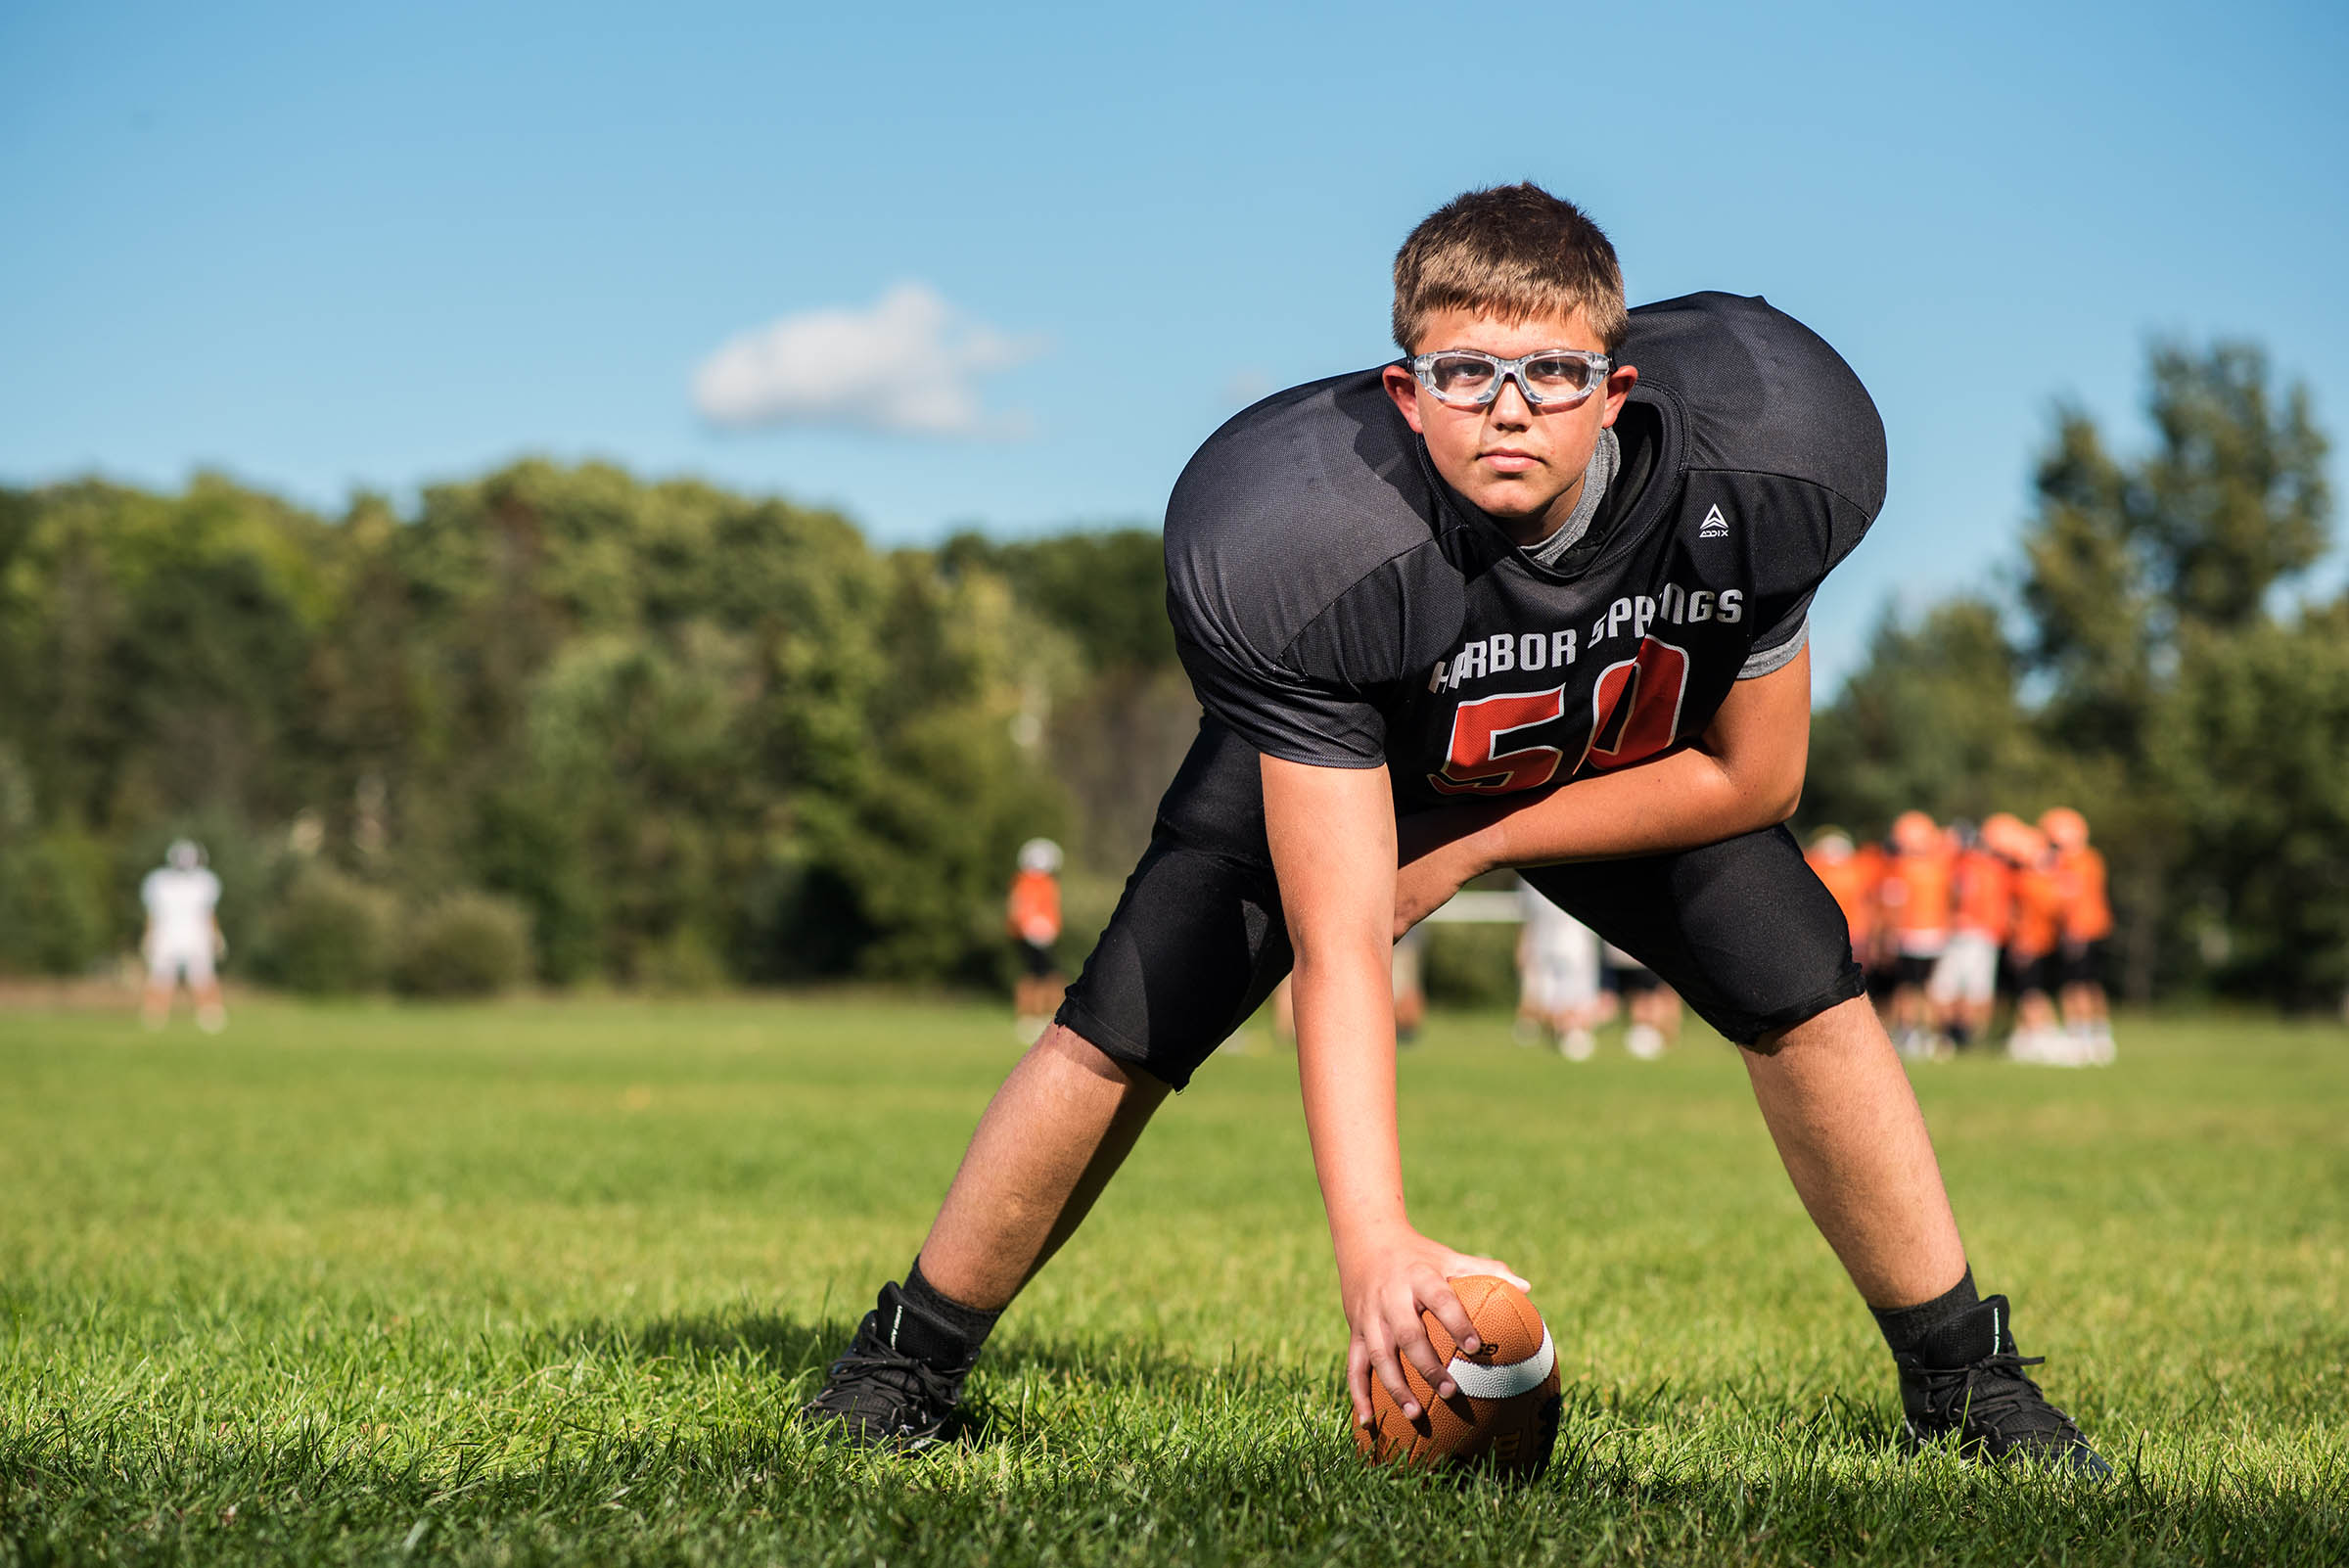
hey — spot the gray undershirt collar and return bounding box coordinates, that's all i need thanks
[1494,423,1807,678]
[1523,426,1619,570]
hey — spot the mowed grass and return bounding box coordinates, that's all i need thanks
[1,996,2343,1566]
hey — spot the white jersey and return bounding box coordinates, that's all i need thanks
[1518,879,1599,1011]
[1518,880,1592,963]
[141,867,221,950]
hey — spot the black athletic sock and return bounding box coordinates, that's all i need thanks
[1870,1268,1979,1360]
[878,1257,1002,1371]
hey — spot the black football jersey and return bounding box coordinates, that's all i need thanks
[1164,292,1886,815]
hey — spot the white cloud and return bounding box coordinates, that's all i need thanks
[692,283,1042,438]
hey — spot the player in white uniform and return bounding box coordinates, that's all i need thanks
[1515,877,1601,1059]
[141,840,226,1033]
[1601,940,1681,1059]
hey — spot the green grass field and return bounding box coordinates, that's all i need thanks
[2,996,2343,1566]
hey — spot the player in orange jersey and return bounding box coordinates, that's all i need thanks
[1876,810,1956,1059]
[1007,838,1067,1043]
[1928,819,2012,1050]
[1998,821,2075,1064]
[1806,826,1880,967]
[2041,807,2115,1065]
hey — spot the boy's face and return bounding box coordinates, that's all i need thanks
[1381,305,1637,543]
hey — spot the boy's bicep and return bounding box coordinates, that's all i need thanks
[1701,644,1812,803]
[1260,756,1398,954]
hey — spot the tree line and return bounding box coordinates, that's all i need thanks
[0,464,1194,992]
[0,339,2336,1005]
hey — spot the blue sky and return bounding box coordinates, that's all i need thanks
[5,0,2345,687]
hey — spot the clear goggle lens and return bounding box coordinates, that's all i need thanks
[1412,348,1610,407]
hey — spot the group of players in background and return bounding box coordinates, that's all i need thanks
[1807,807,2113,1067]
[1512,809,2113,1067]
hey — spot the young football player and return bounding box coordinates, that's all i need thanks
[140,839,227,1033]
[1515,875,1601,1059]
[802,184,2106,1475]
[1803,826,1879,965]
[1390,923,1428,1044]
[1005,838,1067,1043]
[1876,810,1955,1059]
[2041,807,2115,1064]
[1929,819,2012,1050]
[2002,823,2075,1064]
[1602,940,1681,1060]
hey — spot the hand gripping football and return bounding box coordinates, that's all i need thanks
[1355,1274,1563,1478]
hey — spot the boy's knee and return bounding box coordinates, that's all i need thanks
[1746,993,1878,1059]
[1034,1022,1174,1100]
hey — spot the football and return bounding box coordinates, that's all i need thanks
[1355,1274,1563,1478]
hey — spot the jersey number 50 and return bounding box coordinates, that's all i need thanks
[1428,637,1692,796]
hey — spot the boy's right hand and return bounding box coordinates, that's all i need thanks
[1337,1223,1529,1429]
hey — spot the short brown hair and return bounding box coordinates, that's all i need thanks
[1392,183,1627,355]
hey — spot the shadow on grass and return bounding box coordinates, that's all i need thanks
[549,1305,849,1379]
[543,1303,1302,1452]
[548,1304,1220,1377]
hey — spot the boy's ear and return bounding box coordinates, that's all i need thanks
[1598,362,1639,429]
[1381,363,1428,435]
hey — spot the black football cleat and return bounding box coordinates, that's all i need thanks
[799,1287,975,1453]
[1895,1295,2111,1478]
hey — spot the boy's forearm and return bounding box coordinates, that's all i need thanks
[1260,756,1414,1250]
[1449,743,1791,875]
[1291,940,1411,1251]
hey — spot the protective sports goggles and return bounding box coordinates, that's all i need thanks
[1406,347,1613,408]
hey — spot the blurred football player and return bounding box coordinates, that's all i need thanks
[1877,810,1955,1059]
[1599,939,1681,1059]
[140,839,226,1033]
[2041,808,2114,1065]
[1516,875,1601,1059]
[1390,923,1428,1044]
[2001,823,2075,1065]
[1805,827,1882,1003]
[1006,838,1065,1044]
[1928,819,2012,1050]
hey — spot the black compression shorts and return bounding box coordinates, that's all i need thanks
[1892,952,1938,991]
[2059,939,2107,990]
[1056,721,1865,1090]
[2006,952,2059,996]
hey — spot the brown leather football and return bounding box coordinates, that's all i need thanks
[1354,1274,1563,1478]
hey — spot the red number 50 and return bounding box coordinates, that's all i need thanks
[1426,637,1693,796]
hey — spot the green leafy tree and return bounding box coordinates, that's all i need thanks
[939,527,1199,897]
[0,460,1093,988]
[1805,596,2050,835]
[940,529,1176,672]
[2017,342,2331,999]
[2151,600,2349,1008]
